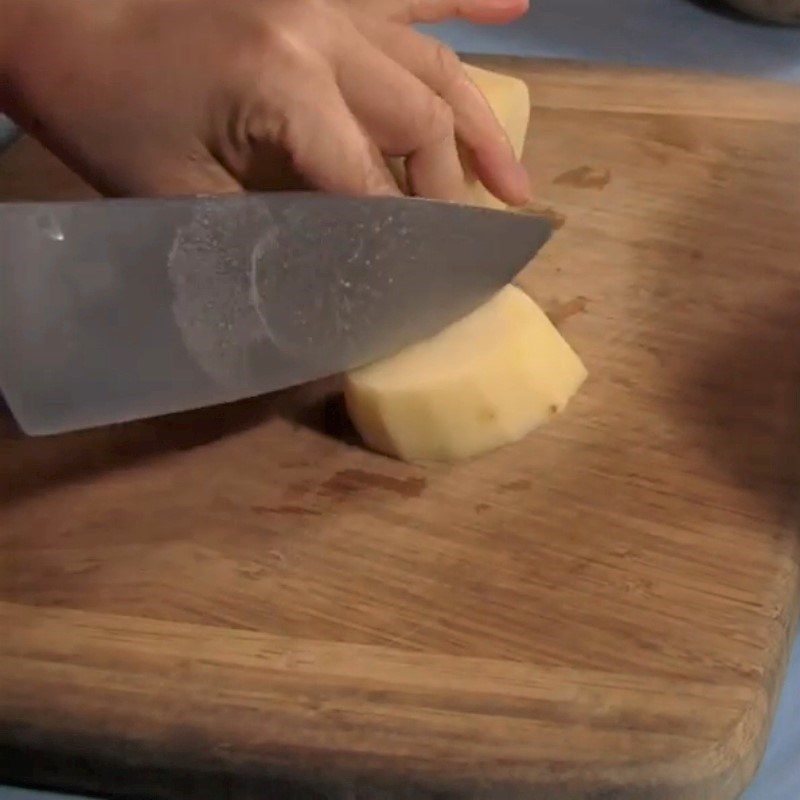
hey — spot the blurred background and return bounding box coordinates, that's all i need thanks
[424,0,800,80]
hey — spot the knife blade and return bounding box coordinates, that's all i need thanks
[0,192,552,435]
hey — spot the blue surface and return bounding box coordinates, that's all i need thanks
[744,633,800,798]
[1,1,798,798]
[425,0,800,82]
[0,117,16,150]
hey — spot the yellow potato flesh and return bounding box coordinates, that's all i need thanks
[345,286,587,461]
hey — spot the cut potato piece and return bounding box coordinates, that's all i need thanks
[345,286,587,461]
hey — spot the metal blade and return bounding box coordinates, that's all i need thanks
[0,193,552,435]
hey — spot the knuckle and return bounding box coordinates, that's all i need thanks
[421,95,455,141]
[244,7,285,51]
[248,1,336,65]
[430,40,463,84]
[247,103,288,150]
[253,21,308,66]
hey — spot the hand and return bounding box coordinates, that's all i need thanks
[2,0,531,203]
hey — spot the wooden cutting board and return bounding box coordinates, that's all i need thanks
[1,58,799,800]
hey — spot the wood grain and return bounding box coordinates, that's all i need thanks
[1,58,799,800]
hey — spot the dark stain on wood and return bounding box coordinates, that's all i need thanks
[520,205,567,229]
[500,479,532,492]
[321,469,427,500]
[252,505,322,517]
[630,238,704,263]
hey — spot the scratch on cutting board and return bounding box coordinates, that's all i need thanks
[548,296,590,327]
[553,166,611,190]
[251,504,322,517]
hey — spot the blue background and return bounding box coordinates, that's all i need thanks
[1,1,797,797]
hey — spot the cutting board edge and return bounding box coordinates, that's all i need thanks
[0,600,791,800]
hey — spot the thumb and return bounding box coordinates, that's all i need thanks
[356,0,529,24]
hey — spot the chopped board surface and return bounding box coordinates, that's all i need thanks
[1,58,799,800]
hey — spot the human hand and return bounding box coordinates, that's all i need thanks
[2,0,530,203]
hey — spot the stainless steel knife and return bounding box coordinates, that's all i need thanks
[0,193,552,435]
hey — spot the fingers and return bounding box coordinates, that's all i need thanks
[362,23,530,205]
[337,41,466,201]
[348,0,529,24]
[405,122,465,203]
[252,72,400,197]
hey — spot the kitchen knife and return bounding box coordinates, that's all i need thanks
[0,193,552,435]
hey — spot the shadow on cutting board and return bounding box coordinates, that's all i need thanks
[684,298,800,521]
[0,395,277,508]
[1,742,326,800]
[283,381,361,448]
[3,729,454,800]
[0,137,286,510]
[642,117,800,525]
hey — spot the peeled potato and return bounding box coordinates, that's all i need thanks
[344,64,586,461]
[345,286,586,461]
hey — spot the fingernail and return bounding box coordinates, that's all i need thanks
[470,0,529,13]
[513,162,532,204]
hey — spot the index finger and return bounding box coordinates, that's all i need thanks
[362,22,530,206]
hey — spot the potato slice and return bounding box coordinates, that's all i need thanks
[345,286,586,461]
